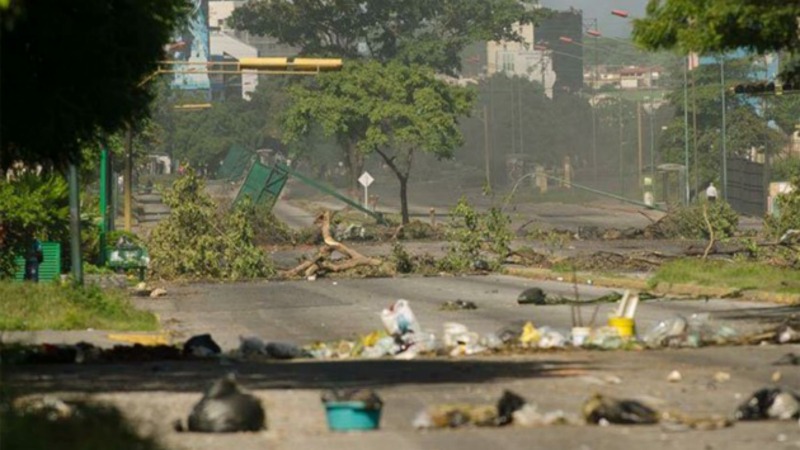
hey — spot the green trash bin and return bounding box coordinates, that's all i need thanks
[13,242,61,283]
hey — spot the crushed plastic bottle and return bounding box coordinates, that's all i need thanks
[642,315,688,348]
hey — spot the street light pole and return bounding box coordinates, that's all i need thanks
[683,56,691,204]
[720,56,728,200]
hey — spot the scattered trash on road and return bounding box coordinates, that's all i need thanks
[583,394,659,425]
[322,388,383,431]
[440,299,478,311]
[517,287,546,305]
[175,374,265,433]
[735,388,800,421]
[182,334,221,357]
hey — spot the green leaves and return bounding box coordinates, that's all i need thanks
[1,0,191,170]
[147,169,273,280]
[633,1,800,81]
[0,173,70,277]
[230,0,541,75]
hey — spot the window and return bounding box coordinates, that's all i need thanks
[502,53,515,73]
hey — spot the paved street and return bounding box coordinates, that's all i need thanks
[140,275,784,350]
[5,275,800,450]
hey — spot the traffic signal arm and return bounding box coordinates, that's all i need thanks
[238,57,342,72]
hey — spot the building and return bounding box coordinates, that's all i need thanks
[210,0,301,58]
[209,31,258,100]
[534,10,584,96]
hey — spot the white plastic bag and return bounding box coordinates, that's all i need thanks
[381,299,422,336]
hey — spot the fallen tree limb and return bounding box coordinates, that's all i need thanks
[284,211,382,278]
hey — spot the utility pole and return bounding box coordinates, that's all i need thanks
[68,163,83,285]
[483,104,491,191]
[683,56,691,205]
[720,56,728,200]
[637,100,643,183]
[124,123,133,231]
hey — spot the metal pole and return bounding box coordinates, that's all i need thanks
[683,56,691,204]
[124,124,133,231]
[637,100,643,183]
[518,77,524,154]
[68,163,83,285]
[691,67,699,195]
[619,94,624,199]
[649,95,655,174]
[720,56,728,200]
[592,30,598,183]
[99,146,108,265]
[483,104,491,191]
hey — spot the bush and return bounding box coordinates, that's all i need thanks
[0,173,69,278]
[438,197,513,272]
[651,200,739,239]
[765,175,800,239]
[147,169,274,280]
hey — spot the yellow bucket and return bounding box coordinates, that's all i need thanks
[608,317,636,338]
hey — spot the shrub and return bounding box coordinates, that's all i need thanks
[651,200,739,239]
[439,197,513,272]
[147,169,273,280]
[765,174,800,239]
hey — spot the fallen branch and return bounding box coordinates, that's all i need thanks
[702,204,716,260]
[284,211,382,278]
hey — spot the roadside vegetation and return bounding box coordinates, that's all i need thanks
[147,169,274,280]
[0,282,157,331]
[649,259,800,295]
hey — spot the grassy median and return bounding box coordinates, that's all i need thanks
[650,259,800,295]
[0,282,158,331]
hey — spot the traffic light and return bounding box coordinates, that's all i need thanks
[732,81,797,95]
[238,57,343,73]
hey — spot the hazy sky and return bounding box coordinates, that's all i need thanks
[538,0,648,38]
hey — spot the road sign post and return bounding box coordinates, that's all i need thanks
[358,171,374,210]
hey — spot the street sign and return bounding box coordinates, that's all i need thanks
[358,171,374,187]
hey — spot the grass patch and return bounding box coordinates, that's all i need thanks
[0,282,158,331]
[650,259,800,294]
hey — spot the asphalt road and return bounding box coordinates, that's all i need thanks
[5,275,800,450]
[137,275,782,351]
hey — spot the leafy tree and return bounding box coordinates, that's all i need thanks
[655,57,787,192]
[230,0,541,75]
[283,61,474,224]
[632,0,800,82]
[0,174,69,277]
[1,0,190,170]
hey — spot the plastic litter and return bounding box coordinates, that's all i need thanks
[586,326,623,349]
[183,334,221,357]
[583,394,659,425]
[735,388,800,421]
[381,299,422,337]
[265,342,304,360]
[519,322,541,347]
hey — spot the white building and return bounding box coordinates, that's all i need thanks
[486,23,556,97]
[210,31,258,99]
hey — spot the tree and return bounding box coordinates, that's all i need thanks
[230,0,541,75]
[283,61,474,224]
[0,0,190,170]
[655,56,787,192]
[632,0,800,81]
